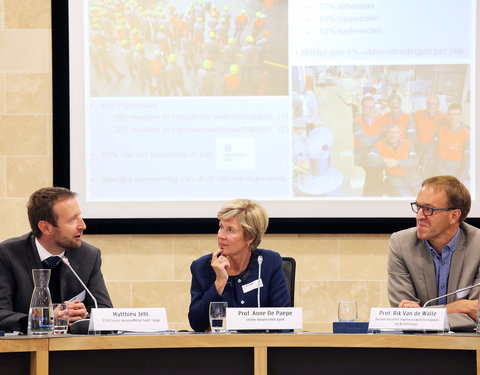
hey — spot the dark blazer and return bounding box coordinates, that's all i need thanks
[188,248,291,332]
[0,233,113,332]
[388,223,480,331]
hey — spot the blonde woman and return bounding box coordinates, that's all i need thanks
[188,199,290,332]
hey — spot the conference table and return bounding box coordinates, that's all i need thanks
[1,332,479,375]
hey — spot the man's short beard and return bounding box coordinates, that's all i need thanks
[55,238,81,250]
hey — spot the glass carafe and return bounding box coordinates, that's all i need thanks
[28,269,53,335]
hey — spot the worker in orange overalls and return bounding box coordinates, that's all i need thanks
[252,11,266,37]
[234,9,248,41]
[150,49,167,96]
[413,95,448,176]
[431,103,470,182]
[224,64,241,95]
[380,94,415,140]
[366,122,420,197]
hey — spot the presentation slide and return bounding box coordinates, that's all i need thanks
[68,0,478,219]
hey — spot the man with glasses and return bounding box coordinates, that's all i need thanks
[388,175,480,331]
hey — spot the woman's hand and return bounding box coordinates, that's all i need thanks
[211,249,230,295]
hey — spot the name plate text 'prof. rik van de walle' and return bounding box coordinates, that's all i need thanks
[89,308,169,332]
[226,307,302,330]
[368,307,449,332]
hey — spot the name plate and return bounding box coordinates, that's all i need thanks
[226,307,302,330]
[89,308,169,332]
[368,307,449,331]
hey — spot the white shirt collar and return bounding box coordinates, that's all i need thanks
[35,237,65,261]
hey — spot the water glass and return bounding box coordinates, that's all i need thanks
[52,303,69,334]
[209,302,228,333]
[338,301,358,322]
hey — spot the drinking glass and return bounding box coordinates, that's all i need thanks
[209,302,228,333]
[338,301,358,322]
[52,303,69,335]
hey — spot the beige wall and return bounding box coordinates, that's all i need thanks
[0,0,391,332]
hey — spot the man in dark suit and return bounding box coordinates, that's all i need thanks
[0,187,113,333]
[388,175,479,331]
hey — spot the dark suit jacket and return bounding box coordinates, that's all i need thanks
[0,233,113,332]
[388,223,480,331]
[188,248,291,332]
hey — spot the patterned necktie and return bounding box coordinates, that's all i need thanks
[43,256,61,269]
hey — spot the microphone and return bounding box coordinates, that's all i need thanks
[423,282,480,307]
[61,256,98,309]
[257,255,263,308]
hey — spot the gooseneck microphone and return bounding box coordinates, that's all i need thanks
[61,256,98,309]
[423,282,480,307]
[257,255,263,308]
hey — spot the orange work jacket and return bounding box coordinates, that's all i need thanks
[376,139,411,175]
[437,126,469,162]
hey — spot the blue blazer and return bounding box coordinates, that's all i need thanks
[188,248,291,332]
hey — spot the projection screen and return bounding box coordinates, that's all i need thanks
[52,0,479,233]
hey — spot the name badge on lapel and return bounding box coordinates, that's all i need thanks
[242,279,263,294]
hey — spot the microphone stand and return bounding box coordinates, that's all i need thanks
[61,256,99,334]
[257,255,263,308]
[423,283,480,307]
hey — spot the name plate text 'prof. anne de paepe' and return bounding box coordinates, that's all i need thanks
[226,307,302,330]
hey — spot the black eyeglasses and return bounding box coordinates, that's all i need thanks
[410,202,457,216]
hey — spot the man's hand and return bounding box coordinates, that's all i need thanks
[65,300,87,324]
[398,299,420,308]
[446,299,478,320]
